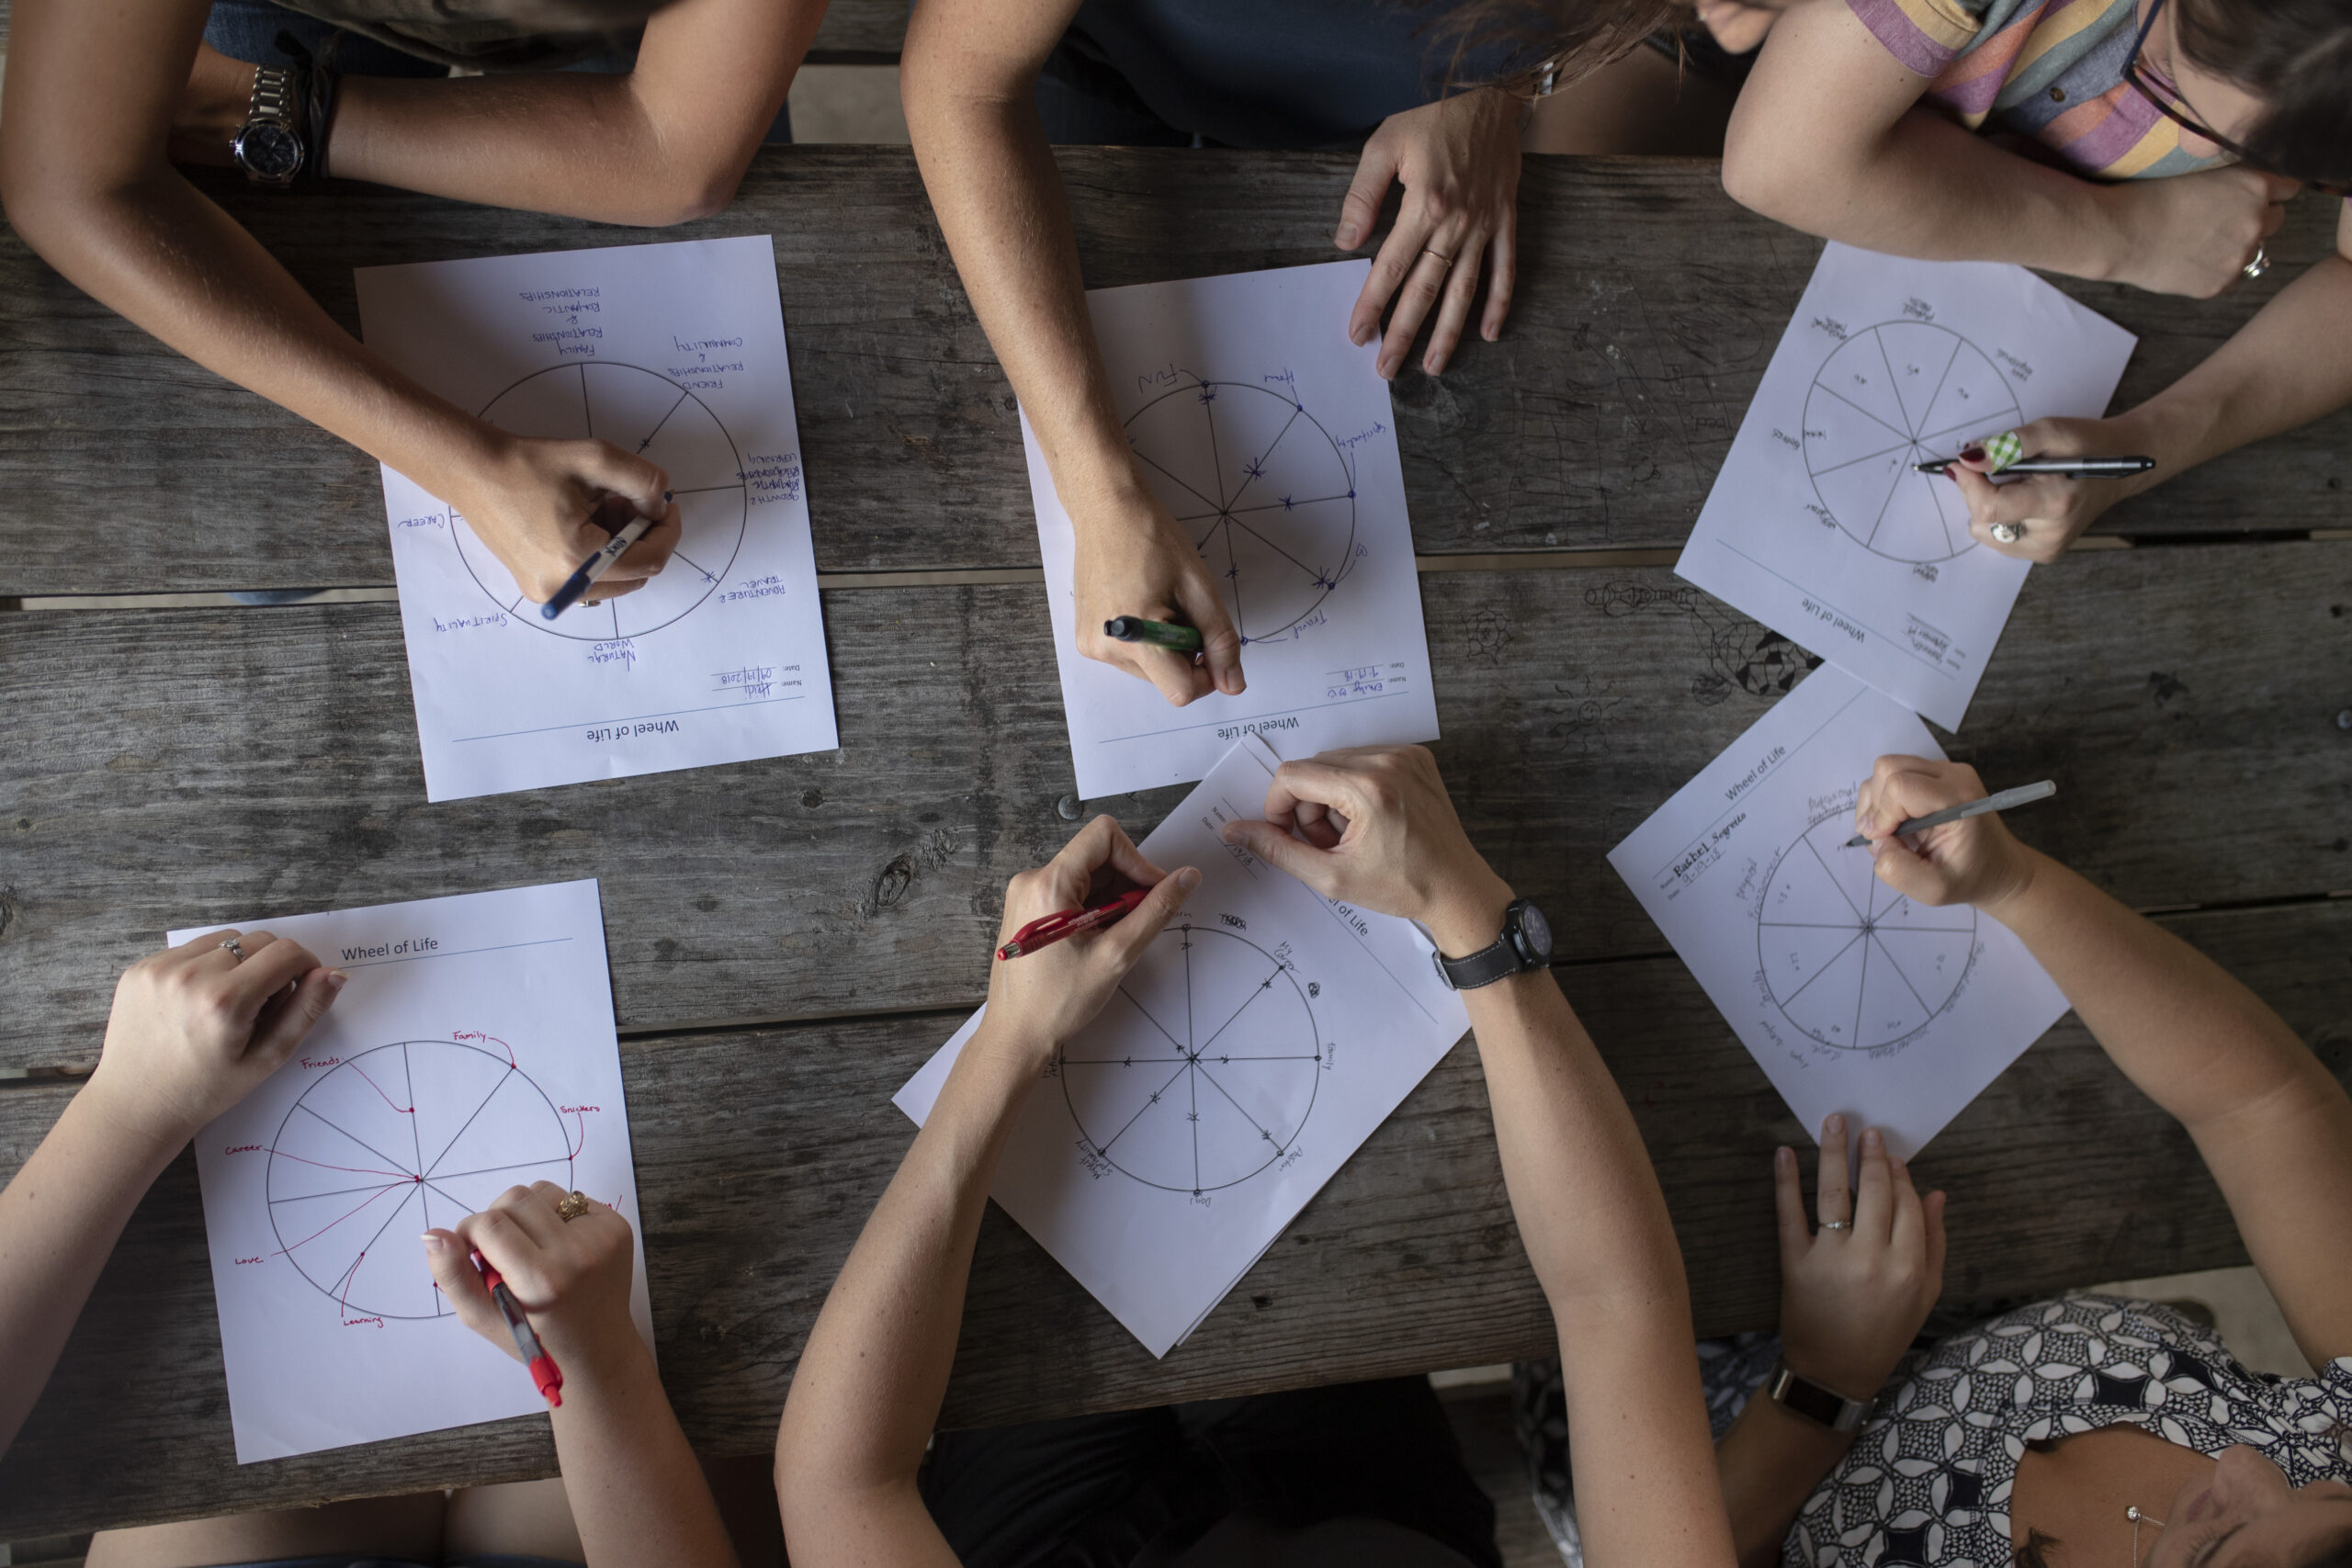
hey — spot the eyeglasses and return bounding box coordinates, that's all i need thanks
[2121,0,2346,194]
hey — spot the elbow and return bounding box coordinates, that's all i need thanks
[640,157,749,227]
[1719,134,1797,223]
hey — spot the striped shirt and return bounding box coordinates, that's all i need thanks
[1844,0,2228,179]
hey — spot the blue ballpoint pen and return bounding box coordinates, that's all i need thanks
[540,492,671,621]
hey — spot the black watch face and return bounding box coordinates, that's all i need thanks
[1514,901,1553,961]
[238,122,302,181]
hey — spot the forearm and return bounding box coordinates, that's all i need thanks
[1715,1391,1852,1568]
[0,1089,182,1452]
[2107,249,2352,497]
[904,84,1141,517]
[1733,107,2129,281]
[1982,850,2329,1125]
[776,1034,1033,1524]
[7,169,490,494]
[548,1343,738,1568]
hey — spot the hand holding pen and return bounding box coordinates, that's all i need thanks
[423,1181,644,1411]
[1926,418,2159,566]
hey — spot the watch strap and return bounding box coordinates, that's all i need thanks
[1431,933,1524,991]
[1766,1359,1873,1433]
[250,63,299,129]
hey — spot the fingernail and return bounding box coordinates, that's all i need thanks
[1775,1146,1793,1168]
[1336,224,1359,247]
[1175,867,1201,891]
[1862,1128,1883,1152]
[1960,446,1985,464]
[327,969,349,991]
[421,1233,445,1253]
[1826,1112,1845,1135]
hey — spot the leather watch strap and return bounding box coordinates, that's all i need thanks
[1432,934,1523,991]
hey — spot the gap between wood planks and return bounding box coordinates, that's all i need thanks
[8,528,2348,613]
[3,895,2343,1088]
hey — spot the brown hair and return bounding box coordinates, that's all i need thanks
[2174,0,2352,187]
[1429,0,1686,94]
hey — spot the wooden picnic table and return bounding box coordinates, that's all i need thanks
[0,148,2346,1539]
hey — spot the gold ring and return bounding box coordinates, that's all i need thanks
[556,1190,593,1223]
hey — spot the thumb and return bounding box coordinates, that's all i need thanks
[1772,1145,1810,1264]
[1177,575,1246,697]
[423,1231,512,1353]
[1337,134,1400,249]
[581,441,672,523]
[1221,818,1341,897]
[1101,865,1199,973]
[246,967,347,1071]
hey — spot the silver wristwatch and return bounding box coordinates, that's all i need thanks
[1765,1359,1874,1433]
[232,63,306,186]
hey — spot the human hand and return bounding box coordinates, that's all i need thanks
[84,931,345,1149]
[1693,0,1777,53]
[450,433,683,605]
[1339,87,1523,378]
[1216,745,1511,954]
[424,1182,644,1380]
[1939,416,2154,563]
[1776,1115,1946,1402]
[1071,487,1245,705]
[974,816,1198,1071]
[2105,166,2298,298]
[1854,754,2037,911]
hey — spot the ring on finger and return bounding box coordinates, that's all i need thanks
[556,1190,593,1223]
[1819,1220,1852,1232]
[1419,247,1453,265]
[2242,244,2270,281]
[220,936,248,962]
[1990,521,2025,544]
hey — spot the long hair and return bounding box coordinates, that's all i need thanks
[1428,0,1686,95]
[2174,0,2352,187]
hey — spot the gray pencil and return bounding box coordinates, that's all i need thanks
[1842,780,2057,849]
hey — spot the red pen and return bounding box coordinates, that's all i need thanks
[997,888,1148,961]
[471,1250,563,1408]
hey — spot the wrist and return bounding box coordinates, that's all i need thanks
[1423,870,1517,957]
[2083,181,2154,286]
[72,1072,199,1167]
[1973,844,2044,926]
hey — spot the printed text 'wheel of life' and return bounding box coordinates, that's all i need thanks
[453,362,749,642]
[265,1039,574,1321]
[1060,923,1326,1194]
[1126,379,1358,642]
[1802,323,2022,565]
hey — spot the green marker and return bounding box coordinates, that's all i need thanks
[1103,616,1204,654]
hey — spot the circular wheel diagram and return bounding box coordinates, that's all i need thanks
[455,362,748,642]
[1757,811,1979,1052]
[1060,923,1323,1194]
[1126,380,1357,643]
[1803,323,2022,564]
[264,1040,573,1321]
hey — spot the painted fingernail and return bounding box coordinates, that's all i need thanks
[663,490,673,502]
[1980,431,2023,472]
[1960,446,1986,464]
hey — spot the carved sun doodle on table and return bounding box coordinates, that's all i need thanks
[1803,323,2022,564]
[1058,924,1328,1194]
[1125,379,1358,643]
[263,1040,573,1321]
[1756,811,1978,1052]
[452,362,749,642]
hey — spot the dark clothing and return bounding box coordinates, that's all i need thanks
[922,1377,1502,1568]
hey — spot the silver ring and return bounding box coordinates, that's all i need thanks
[2243,245,2270,281]
[1819,1220,1852,1232]
[1990,521,2024,544]
[220,936,247,962]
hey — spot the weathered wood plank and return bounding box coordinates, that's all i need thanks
[2,151,2341,595]
[1,898,2343,1538]
[3,544,2346,1068]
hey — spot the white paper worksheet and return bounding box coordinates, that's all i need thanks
[1607,669,2069,1157]
[357,236,839,801]
[895,735,1470,1356]
[1676,244,2136,729]
[1023,262,1441,799]
[180,881,652,1463]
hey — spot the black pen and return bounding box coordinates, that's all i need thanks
[1915,456,2155,479]
[1103,615,1205,654]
